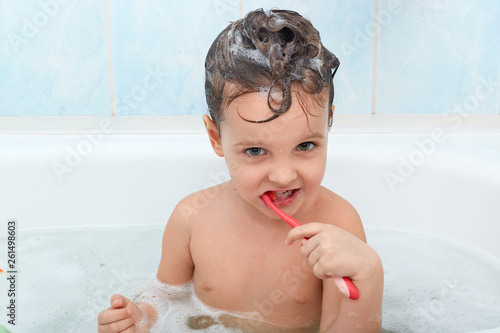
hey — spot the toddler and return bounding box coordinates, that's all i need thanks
[98,8,383,332]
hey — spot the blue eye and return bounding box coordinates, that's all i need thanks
[297,142,315,151]
[245,147,265,156]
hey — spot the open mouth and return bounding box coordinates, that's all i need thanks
[264,189,300,207]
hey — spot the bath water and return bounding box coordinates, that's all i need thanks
[0,225,499,332]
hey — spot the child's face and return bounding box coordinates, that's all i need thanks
[205,83,331,220]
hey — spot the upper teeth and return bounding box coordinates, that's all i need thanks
[275,190,293,200]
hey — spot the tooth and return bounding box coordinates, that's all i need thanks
[274,190,293,200]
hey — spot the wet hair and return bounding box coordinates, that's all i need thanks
[205,8,340,131]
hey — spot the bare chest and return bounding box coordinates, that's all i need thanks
[190,229,322,327]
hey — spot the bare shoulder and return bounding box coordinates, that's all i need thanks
[165,183,228,237]
[157,184,225,283]
[316,186,366,242]
[172,183,226,224]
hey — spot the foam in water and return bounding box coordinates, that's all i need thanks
[133,279,245,332]
[133,278,295,332]
[130,227,500,332]
[3,225,500,332]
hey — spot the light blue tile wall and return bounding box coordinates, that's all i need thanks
[376,0,500,114]
[0,0,499,117]
[0,1,111,116]
[108,0,239,116]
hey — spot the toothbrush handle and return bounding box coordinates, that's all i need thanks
[333,277,359,300]
[262,193,359,300]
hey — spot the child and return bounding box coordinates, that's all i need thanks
[98,8,383,332]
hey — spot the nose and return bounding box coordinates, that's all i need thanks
[268,159,298,187]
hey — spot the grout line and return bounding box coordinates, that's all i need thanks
[239,0,244,18]
[371,0,379,115]
[104,0,116,117]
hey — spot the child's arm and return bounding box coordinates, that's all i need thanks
[285,205,383,332]
[156,197,195,284]
[136,198,195,329]
[97,199,195,332]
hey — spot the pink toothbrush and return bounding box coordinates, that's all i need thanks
[262,192,359,300]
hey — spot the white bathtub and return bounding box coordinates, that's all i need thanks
[1,115,499,256]
[1,115,500,332]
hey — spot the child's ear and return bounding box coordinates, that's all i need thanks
[203,114,224,157]
[327,105,335,128]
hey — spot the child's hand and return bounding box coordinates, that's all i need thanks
[97,294,148,333]
[285,222,372,280]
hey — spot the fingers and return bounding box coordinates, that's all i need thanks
[110,295,146,324]
[285,222,324,245]
[286,222,363,280]
[98,315,135,332]
[306,246,321,267]
[287,224,343,279]
[98,295,139,333]
[110,294,132,309]
[99,307,130,325]
[312,257,337,279]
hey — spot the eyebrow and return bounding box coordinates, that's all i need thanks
[304,131,326,140]
[234,132,326,147]
[297,131,327,142]
[234,140,265,147]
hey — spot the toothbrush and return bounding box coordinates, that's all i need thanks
[262,192,359,300]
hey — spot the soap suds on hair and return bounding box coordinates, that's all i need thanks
[228,28,271,69]
[204,8,340,128]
